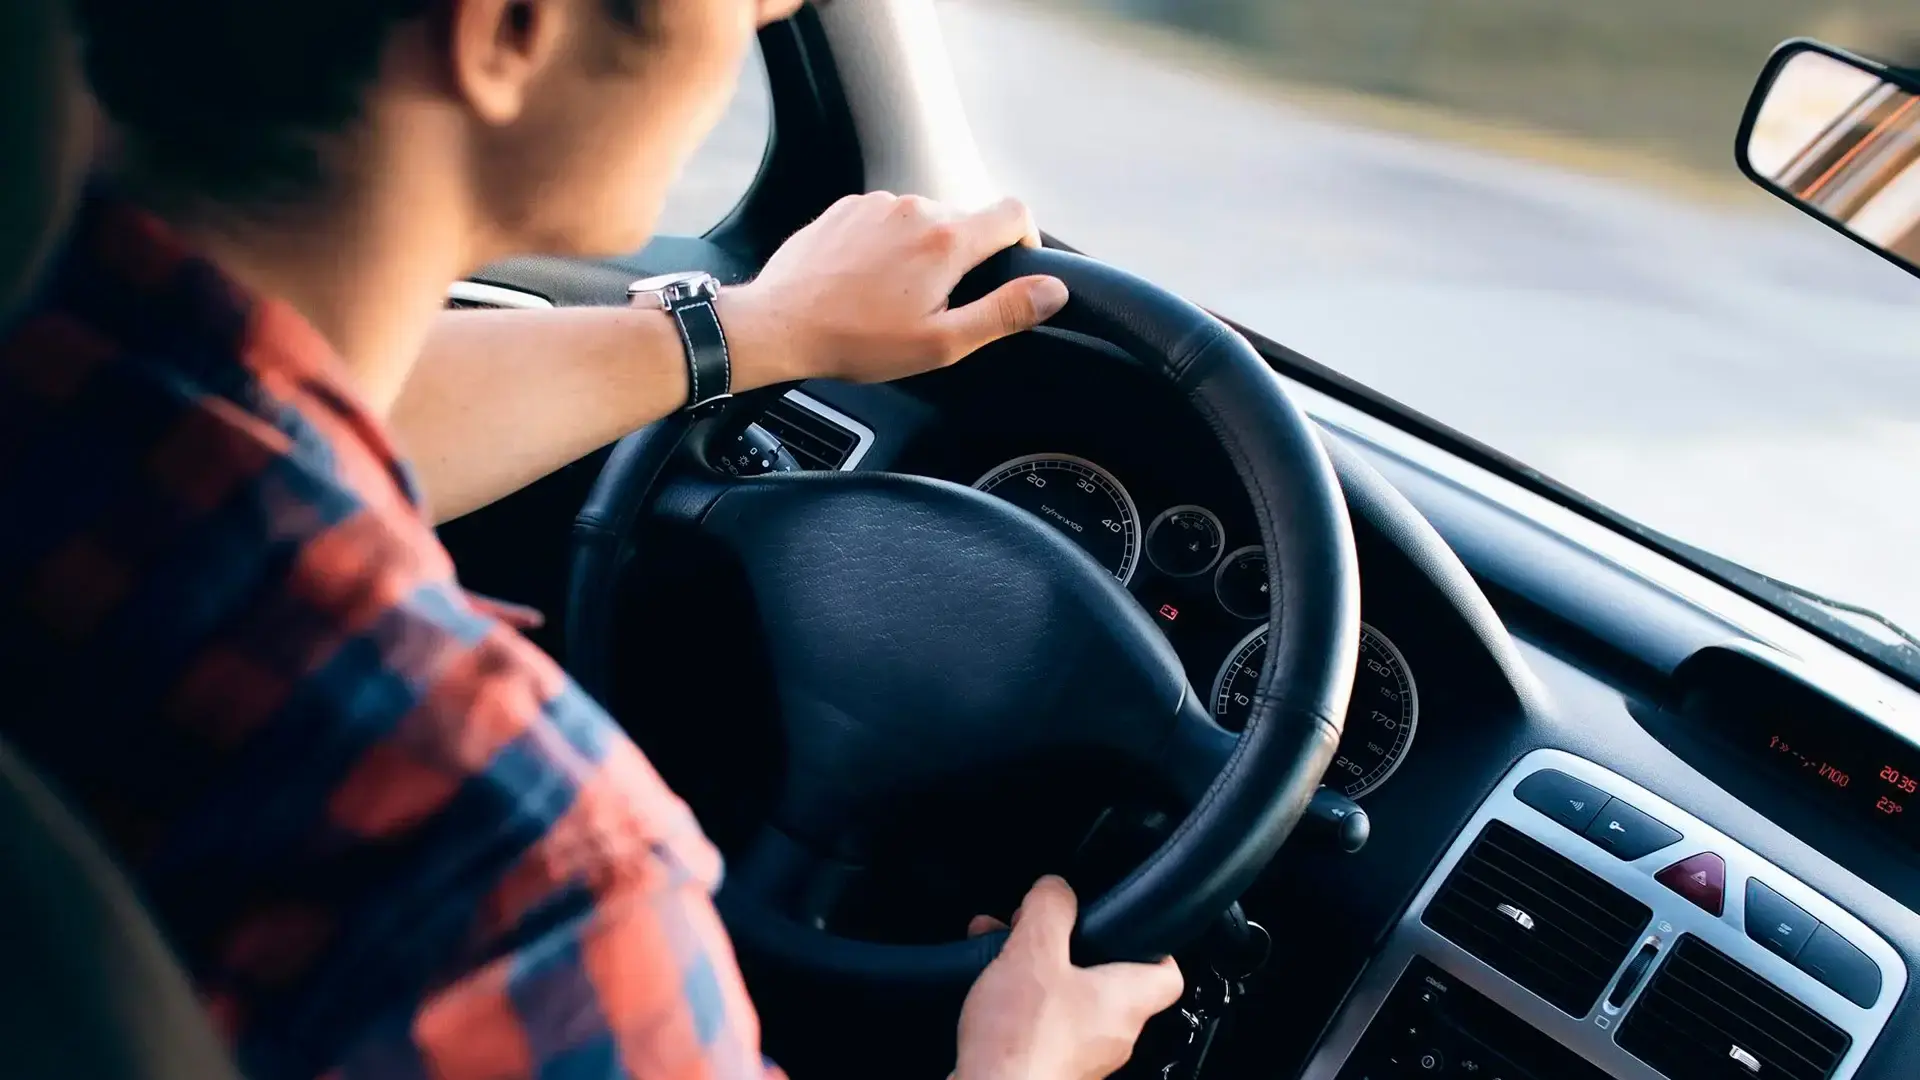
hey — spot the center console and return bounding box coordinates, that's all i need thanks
[1302,750,1906,1080]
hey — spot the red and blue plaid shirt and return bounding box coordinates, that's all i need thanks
[0,195,776,1080]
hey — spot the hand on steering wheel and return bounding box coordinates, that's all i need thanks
[570,245,1361,988]
[957,876,1184,1080]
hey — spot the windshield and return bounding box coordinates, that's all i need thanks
[939,0,1920,668]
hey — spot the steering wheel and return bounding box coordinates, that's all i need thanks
[567,246,1360,987]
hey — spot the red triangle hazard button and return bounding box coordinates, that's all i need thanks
[1655,852,1727,916]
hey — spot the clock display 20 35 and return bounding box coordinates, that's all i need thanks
[1752,706,1920,852]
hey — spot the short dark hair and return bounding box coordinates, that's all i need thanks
[77,1,659,214]
[75,2,433,209]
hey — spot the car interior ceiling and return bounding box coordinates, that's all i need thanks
[13,4,1920,1080]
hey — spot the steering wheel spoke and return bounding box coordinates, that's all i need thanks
[574,245,1362,986]
[1157,689,1241,806]
[726,823,864,931]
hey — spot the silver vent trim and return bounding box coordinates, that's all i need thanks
[1301,748,1905,1080]
[446,281,554,310]
[774,390,876,472]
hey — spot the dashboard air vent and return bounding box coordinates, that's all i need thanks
[1617,934,1850,1080]
[755,393,869,471]
[445,281,554,311]
[1422,820,1651,1015]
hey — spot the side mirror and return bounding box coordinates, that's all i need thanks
[1739,39,1920,279]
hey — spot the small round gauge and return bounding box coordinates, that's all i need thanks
[1145,505,1225,578]
[1213,545,1273,620]
[1210,622,1419,799]
[974,454,1141,584]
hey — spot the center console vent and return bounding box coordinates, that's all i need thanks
[1422,820,1651,1016]
[1617,934,1851,1080]
[754,394,869,471]
[444,281,554,311]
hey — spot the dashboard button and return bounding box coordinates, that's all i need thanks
[1582,798,1682,860]
[1654,852,1726,915]
[1744,880,1815,962]
[1514,769,1607,833]
[1796,924,1882,1008]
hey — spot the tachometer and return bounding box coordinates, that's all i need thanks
[1211,622,1418,798]
[974,454,1140,584]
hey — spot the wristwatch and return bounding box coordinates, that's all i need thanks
[628,271,732,412]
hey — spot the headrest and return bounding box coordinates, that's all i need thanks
[0,0,90,321]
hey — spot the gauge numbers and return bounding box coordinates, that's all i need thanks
[1211,622,1419,799]
[1145,505,1225,578]
[974,454,1141,584]
[1213,545,1272,620]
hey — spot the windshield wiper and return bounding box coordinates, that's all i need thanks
[1664,539,1920,675]
[1770,581,1920,655]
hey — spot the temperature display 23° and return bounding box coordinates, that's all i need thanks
[1754,719,1920,853]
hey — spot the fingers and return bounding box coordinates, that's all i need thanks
[967,915,1009,938]
[1093,955,1186,1019]
[1005,875,1078,960]
[937,275,1070,360]
[950,195,1042,263]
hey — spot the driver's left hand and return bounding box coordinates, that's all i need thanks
[715,192,1071,387]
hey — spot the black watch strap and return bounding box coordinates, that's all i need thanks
[668,293,732,411]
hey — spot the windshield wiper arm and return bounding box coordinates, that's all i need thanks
[1770,581,1920,655]
[1654,537,1920,668]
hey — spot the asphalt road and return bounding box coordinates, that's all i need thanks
[665,1,1920,634]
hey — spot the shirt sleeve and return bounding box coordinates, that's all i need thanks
[152,481,780,1080]
[326,700,781,1080]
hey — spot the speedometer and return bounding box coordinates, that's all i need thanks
[1211,622,1418,798]
[974,454,1141,583]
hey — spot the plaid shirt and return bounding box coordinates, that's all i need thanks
[0,195,776,1080]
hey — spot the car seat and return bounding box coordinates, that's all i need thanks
[0,2,241,1076]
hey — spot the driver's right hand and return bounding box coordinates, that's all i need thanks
[955,876,1186,1080]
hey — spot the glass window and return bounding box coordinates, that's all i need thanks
[655,43,773,237]
[943,0,1920,634]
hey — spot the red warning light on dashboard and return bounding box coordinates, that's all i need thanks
[1158,605,1180,622]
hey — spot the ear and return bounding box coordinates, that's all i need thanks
[447,0,568,125]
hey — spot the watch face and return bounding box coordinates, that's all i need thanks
[628,271,715,301]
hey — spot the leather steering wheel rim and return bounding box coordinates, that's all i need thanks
[567,246,1360,987]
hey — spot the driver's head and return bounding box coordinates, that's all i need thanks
[73,0,800,263]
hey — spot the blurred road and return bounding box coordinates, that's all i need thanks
[669,0,1920,633]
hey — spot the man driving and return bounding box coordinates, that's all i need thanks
[0,0,1182,1077]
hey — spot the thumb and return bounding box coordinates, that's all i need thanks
[937,275,1069,358]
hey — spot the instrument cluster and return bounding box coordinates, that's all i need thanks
[973,451,1420,800]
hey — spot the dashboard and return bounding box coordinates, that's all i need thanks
[717,330,1441,811]
[439,265,1920,1080]
[690,326,1920,1080]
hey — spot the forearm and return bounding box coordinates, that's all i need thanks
[391,192,1061,523]
[391,298,793,523]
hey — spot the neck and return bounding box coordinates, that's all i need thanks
[162,154,475,417]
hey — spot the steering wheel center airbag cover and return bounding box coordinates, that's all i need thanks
[697,470,1189,834]
[571,245,1362,978]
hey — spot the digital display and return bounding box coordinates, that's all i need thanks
[1751,710,1920,851]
